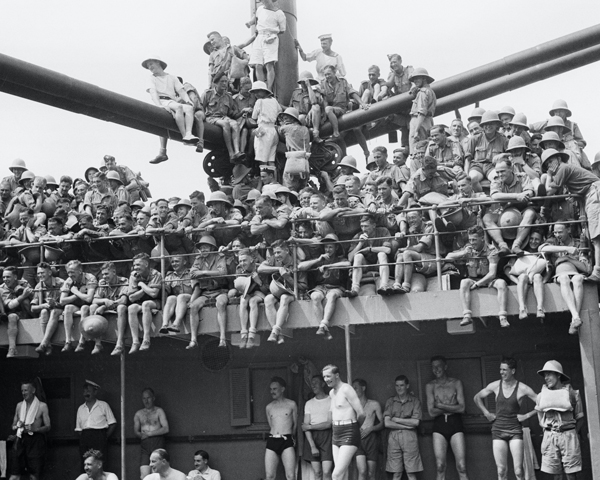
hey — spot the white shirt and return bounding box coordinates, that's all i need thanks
[75,400,117,431]
[304,396,331,425]
[187,466,221,480]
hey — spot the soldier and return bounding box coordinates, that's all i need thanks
[352,379,383,480]
[265,377,297,480]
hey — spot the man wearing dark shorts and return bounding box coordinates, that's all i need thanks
[352,379,383,480]
[134,388,170,479]
[322,365,364,480]
[302,375,333,480]
[265,377,297,480]
[9,381,51,480]
[426,356,469,480]
[474,358,538,480]
[384,375,423,480]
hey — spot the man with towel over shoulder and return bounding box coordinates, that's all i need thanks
[8,380,51,480]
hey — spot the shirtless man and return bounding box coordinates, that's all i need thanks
[426,356,469,480]
[352,379,383,480]
[146,449,186,480]
[474,358,538,480]
[302,375,333,480]
[134,388,170,480]
[75,450,118,480]
[9,381,51,480]
[265,377,298,480]
[322,364,365,480]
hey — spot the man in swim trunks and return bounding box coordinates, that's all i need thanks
[322,364,364,480]
[265,377,297,480]
[384,375,423,480]
[352,379,383,480]
[425,356,469,480]
[474,357,538,480]
[134,388,170,479]
[302,375,333,480]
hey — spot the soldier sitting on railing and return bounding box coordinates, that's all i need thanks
[543,148,600,282]
[484,158,537,256]
[504,229,548,322]
[539,222,592,335]
[188,236,229,349]
[33,262,65,356]
[229,248,270,349]
[0,266,33,358]
[127,253,163,354]
[60,260,98,353]
[159,254,193,336]
[298,234,350,340]
[365,147,406,192]
[291,192,334,238]
[446,226,509,328]
[259,240,307,344]
[77,261,129,356]
[92,205,114,236]
[348,214,392,297]
[393,210,443,294]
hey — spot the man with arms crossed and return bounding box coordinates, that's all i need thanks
[426,356,469,480]
[474,357,538,480]
[146,449,186,480]
[302,375,333,480]
[9,380,51,480]
[352,378,383,480]
[384,375,423,480]
[322,364,365,480]
[265,377,297,480]
[134,388,170,479]
[75,450,118,480]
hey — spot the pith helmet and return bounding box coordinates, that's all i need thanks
[297,71,319,86]
[506,136,530,152]
[539,131,565,150]
[339,155,360,173]
[206,191,233,207]
[593,151,600,166]
[549,99,572,117]
[509,112,529,130]
[537,360,570,382]
[498,106,516,117]
[106,171,123,184]
[409,67,434,84]
[278,107,301,123]
[18,171,35,185]
[249,81,273,96]
[142,56,167,70]
[197,235,217,248]
[544,116,572,134]
[44,175,59,188]
[479,111,502,126]
[468,107,486,123]
[541,148,569,168]
[9,158,27,171]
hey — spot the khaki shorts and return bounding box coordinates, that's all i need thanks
[250,34,279,65]
[541,429,582,475]
[386,430,423,474]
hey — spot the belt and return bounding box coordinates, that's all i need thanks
[544,426,575,432]
[332,419,357,425]
[158,96,172,100]
[269,434,290,439]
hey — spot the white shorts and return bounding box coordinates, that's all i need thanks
[250,34,279,65]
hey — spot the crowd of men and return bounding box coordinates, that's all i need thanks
[8,378,221,480]
[1,100,599,355]
[7,360,584,480]
[2,5,600,356]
